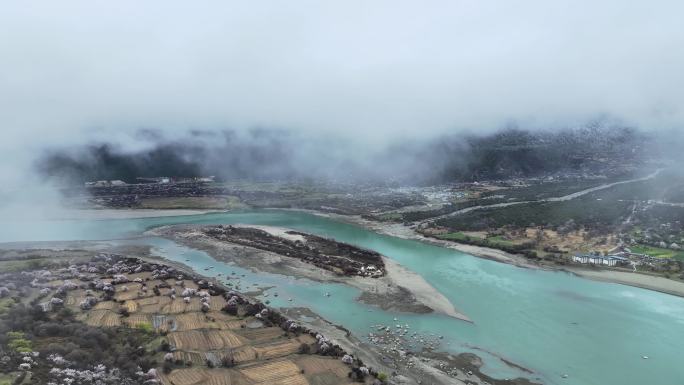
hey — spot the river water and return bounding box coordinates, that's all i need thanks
[2,210,683,385]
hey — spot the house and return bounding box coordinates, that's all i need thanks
[572,253,590,264]
[604,255,630,266]
[84,180,127,187]
[573,253,629,267]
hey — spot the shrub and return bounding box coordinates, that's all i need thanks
[134,322,154,333]
[6,331,32,353]
[162,361,174,374]
[220,352,235,368]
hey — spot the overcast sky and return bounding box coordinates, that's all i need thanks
[0,0,683,186]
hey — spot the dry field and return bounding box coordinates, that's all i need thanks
[295,356,350,378]
[93,301,118,310]
[521,227,618,254]
[168,329,246,350]
[239,359,304,383]
[236,326,285,342]
[253,338,307,360]
[159,367,248,385]
[64,270,361,385]
[84,309,122,327]
[171,312,244,331]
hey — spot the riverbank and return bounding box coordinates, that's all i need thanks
[48,207,684,300]
[0,247,407,385]
[149,224,472,322]
[142,248,537,385]
[292,209,539,269]
[1,240,525,385]
[292,209,684,299]
[565,267,684,297]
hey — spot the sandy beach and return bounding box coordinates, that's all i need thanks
[565,267,684,297]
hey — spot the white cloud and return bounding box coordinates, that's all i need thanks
[0,0,682,190]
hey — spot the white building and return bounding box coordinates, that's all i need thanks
[573,253,628,267]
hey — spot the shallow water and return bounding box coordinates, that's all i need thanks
[2,210,683,385]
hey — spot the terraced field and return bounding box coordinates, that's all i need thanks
[44,269,366,385]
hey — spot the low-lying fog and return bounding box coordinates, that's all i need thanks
[1,0,683,221]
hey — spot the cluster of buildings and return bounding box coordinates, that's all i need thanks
[136,176,215,184]
[85,176,216,187]
[84,180,126,187]
[572,252,630,267]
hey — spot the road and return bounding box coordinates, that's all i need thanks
[420,169,664,224]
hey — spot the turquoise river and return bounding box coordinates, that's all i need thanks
[1,210,683,385]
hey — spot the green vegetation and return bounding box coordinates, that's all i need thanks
[581,170,684,203]
[487,235,518,247]
[435,197,631,233]
[629,245,684,260]
[134,321,154,333]
[377,372,388,382]
[0,298,15,315]
[0,304,159,384]
[436,233,517,247]
[0,373,21,385]
[6,331,32,353]
[435,232,470,241]
[480,178,626,202]
[0,258,54,273]
[397,175,640,224]
[397,199,507,222]
[432,231,535,256]
[375,212,402,221]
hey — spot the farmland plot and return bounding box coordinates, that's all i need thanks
[162,297,201,314]
[161,367,236,385]
[173,312,219,331]
[84,309,121,327]
[114,290,142,301]
[236,327,285,342]
[93,301,117,310]
[253,339,302,360]
[239,359,303,383]
[169,329,246,350]
[126,313,151,326]
[138,296,172,313]
[295,356,350,378]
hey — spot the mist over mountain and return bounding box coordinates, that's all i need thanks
[37,124,654,186]
[1,0,682,215]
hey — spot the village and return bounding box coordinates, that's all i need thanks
[68,171,684,284]
[0,253,385,385]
